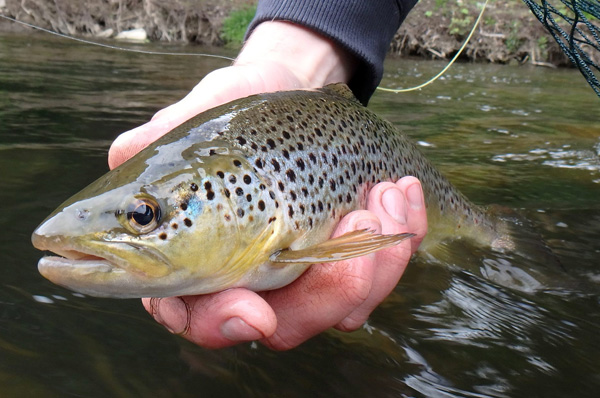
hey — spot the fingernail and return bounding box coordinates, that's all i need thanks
[382,187,407,224]
[221,317,264,342]
[406,183,424,210]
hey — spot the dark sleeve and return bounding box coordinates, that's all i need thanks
[246,0,418,105]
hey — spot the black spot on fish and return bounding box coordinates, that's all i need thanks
[243,175,252,184]
[296,158,305,171]
[282,149,290,159]
[286,115,294,123]
[159,232,167,240]
[224,189,231,198]
[266,138,276,149]
[204,181,212,190]
[229,175,237,184]
[255,159,263,169]
[233,160,242,168]
[332,154,338,167]
[282,131,291,140]
[271,159,280,172]
[184,218,192,227]
[246,194,252,202]
[258,200,265,211]
[224,214,231,221]
[235,187,244,196]
[209,149,216,156]
[318,201,324,212]
[180,203,188,211]
[289,190,297,201]
[171,223,178,229]
[207,191,215,200]
[236,136,246,145]
[237,208,245,218]
[190,183,198,192]
[217,171,225,178]
[269,190,276,199]
[288,205,294,218]
[278,181,285,192]
[286,169,296,182]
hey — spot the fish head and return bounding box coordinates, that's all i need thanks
[32,137,276,298]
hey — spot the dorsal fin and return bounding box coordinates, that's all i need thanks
[321,83,360,102]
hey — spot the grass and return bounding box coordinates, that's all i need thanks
[221,5,257,46]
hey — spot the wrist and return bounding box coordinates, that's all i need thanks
[235,21,356,88]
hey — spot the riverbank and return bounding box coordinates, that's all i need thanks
[0,0,576,66]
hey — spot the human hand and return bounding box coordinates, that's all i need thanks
[107,21,428,350]
[142,176,427,350]
[108,21,355,168]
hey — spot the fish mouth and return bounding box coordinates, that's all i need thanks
[31,227,147,275]
[33,235,121,276]
[37,255,116,275]
[32,232,174,298]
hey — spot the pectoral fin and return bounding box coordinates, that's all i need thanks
[270,229,415,265]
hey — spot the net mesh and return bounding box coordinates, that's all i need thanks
[521,0,600,97]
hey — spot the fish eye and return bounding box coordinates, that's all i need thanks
[124,197,161,234]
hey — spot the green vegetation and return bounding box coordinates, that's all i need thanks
[221,5,257,46]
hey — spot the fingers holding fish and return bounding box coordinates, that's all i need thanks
[142,288,277,349]
[335,177,428,332]
[258,211,381,351]
[107,62,305,170]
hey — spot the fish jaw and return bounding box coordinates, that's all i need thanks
[32,229,185,298]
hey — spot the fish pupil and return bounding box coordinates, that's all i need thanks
[128,203,157,226]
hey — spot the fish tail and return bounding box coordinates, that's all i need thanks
[485,204,562,270]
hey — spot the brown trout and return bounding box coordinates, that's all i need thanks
[31,84,510,298]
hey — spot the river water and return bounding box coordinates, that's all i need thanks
[1,33,599,397]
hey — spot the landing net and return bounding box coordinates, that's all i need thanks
[521,0,600,97]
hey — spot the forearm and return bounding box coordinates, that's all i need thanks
[247,0,419,104]
[235,21,356,90]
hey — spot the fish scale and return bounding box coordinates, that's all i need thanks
[31,84,508,298]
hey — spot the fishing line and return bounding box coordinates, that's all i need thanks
[0,14,236,61]
[377,0,490,93]
[2,2,489,91]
